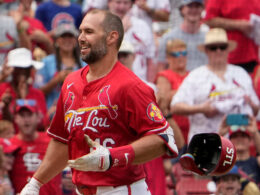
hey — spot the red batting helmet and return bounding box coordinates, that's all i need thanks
[180,133,236,176]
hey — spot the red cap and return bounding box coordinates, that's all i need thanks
[15,99,38,113]
[0,138,19,154]
[228,125,250,138]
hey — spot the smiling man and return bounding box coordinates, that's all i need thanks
[20,9,178,195]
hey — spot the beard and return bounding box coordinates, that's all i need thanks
[81,36,108,64]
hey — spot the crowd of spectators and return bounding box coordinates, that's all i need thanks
[0,0,259,194]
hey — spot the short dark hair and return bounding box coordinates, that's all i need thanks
[88,9,124,50]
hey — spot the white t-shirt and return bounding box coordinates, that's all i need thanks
[171,64,259,142]
[130,0,171,28]
[124,16,155,81]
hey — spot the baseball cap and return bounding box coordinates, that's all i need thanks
[54,23,79,38]
[213,165,241,182]
[15,99,38,113]
[0,138,19,154]
[179,0,204,8]
[7,48,43,70]
[119,40,135,54]
[229,125,251,138]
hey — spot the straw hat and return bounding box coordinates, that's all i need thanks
[119,40,135,54]
[197,28,237,53]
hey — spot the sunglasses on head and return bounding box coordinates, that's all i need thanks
[169,50,188,58]
[206,44,228,51]
[16,99,36,107]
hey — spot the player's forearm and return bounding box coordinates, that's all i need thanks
[171,102,201,116]
[40,76,60,95]
[131,134,166,164]
[33,139,69,184]
[147,9,169,21]
[205,17,243,31]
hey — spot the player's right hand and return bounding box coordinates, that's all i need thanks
[20,177,42,195]
[68,135,111,172]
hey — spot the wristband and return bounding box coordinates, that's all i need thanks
[30,177,43,189]
[109,145,135,168]
[164,113,173,120]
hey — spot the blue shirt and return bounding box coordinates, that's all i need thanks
[35,1,82,31]
[34,54,86,109]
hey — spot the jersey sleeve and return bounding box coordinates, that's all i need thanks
[47,92,69,144]
[125,81,168,136]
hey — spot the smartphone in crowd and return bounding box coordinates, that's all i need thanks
[226,114,249,126]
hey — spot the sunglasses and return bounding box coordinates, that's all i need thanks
[169,50,188,58]
[206,44,228,51]
[16,99,36,107]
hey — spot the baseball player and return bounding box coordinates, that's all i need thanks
[20,9,178,195]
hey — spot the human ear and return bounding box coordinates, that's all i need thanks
[106,31,119,46]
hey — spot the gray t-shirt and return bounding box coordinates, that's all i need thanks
[157,24,209,71]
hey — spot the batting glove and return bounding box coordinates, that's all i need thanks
[20,177,42,195]
[68,135,111,171]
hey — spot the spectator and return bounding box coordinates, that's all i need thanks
[219,115,260,187]
[204,0,260,73]
[108,0,156,82]
[0,138,19,195]
[213,165,260,195]
[34,23,84,116]
[0,8,30,67]
[9,100,62,194]
[0,48,48,130]
[0,120,15,138]
[170,28,259,143]
[9,0,53,55]
[35,0,82,32]
[157,0,208,72]
[155,39,189,144]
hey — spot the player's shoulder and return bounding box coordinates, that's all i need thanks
[115,62,152,89]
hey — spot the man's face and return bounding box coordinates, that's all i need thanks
[15,109,39,137]
[181,2,203,23]
[108,0,132,19]
[217,175,241,195]
[230,132,250,153]
[166,46,187,73]
[205,43,229,65]
[78,12,108,64]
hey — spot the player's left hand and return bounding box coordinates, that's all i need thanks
[67,135,111,172]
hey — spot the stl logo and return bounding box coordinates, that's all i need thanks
[147,103,164,122]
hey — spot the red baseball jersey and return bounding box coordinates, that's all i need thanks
[47,61,169,186]
[9,133,62,194]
